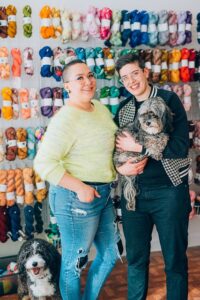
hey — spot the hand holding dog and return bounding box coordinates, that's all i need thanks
[116,131,143,153]
[116,157,148,176]
[76,184,101,203]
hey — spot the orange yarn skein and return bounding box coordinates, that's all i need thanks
[6,5,17,38]
[1,87,13,120]
[34,173,48,202]
[40,6,54,39]
[0,170,7,206]
[16,128,28,160]
[169,48,181,83]
[180,48,190,82]
[15,168,25,205]
[0,47,10,79]
[160,49,169,83]
[23,167,34,205]
[11,48,22,77]
[19,88,31,119]
[6,169,15,207]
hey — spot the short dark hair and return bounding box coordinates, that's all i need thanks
[62,59,85,82]
[115,53,145,73]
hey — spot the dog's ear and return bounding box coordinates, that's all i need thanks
[162,106,173,133]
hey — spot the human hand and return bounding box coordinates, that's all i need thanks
[116,132,142,153]
[76,184,100,203]
[116,157,148,176]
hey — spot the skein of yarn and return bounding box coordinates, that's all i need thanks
[2,87,13,120]
[16,128,28,160]
[23,167,34,205]
[40,87,53,118]
[12,88,19,119]
[99,7,112,40]
[0,170,7,207]
[183,83,192,111]
[29,88,40,118]
[23,5,32,38]
[6,5,17,38]
[0,130,4,162]
[27,127,36,160]
[11,48,22,77]
[34,202,43,234]
[19,88,31,119]
[7,204,23,241]
[71,11,81,40]
[40,5,54,39]
[35,173,47,203]
[5,127,17,161]
[106,10,122,47]
[0,206,9,243]
[52,87,63,114]
[61,9,72,43]
[0,6,8,38]
[158,10,169,46]
[52,7,62,38]
[168,11,178,47]
[23,47,34,76]
[0,47,10,79]
[6,169,15,207]
[24,205,34,239]
[15,168,25,205]
[39,46,53,77]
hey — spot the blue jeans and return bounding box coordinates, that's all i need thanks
[49,183,119,300]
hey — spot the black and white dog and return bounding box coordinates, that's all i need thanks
[17,238,61,300]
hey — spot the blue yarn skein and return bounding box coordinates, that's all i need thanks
[148,12,159,47]
[85,47,96,72]
[7,204,22,241]
[24,205,34,240]
[140,10,149,45]
[27,127,36,160]
[130,10,141,48]
[75,47,86,62]
[121,10,131,46]
[39,46,53,77]
[34,202,43,234]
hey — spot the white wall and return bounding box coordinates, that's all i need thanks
[0,0,200,259]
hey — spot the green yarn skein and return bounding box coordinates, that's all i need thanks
[23,5,32,38]
[99,86,110,110]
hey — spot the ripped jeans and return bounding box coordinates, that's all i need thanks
[49,183,119,300]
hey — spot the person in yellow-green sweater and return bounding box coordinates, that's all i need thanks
[34,59,121,300]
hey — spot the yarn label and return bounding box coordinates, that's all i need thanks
[54,98,63,107]
[3,101,11,107]
[7,140,17,147]
[0,57,8,64]
[185,23,192,31]
[54,58,62,67]
[105,59,114,67]
[30,99,38,107]
[112,23,120,32]
[8,15,16,22]
[28,141,35,150]
[178,23,185,32]
[6,192,15,200]
[0,184,6,192]
[117,208,122,216]
[95,57,104,66]
[145,61,151,69]
[62,19,72,28]
[169,24,177,33]
[158,23,168,32]
[25,183,34,192]
[101,19,111,27]
[131,22,141,31]
[183,96,191,104]
[123,21,131,29]
[0,20,8,26]
[21,102,29,109]
[42,98,53,106]
[36,181,46,190]
[24,60,33,68]
[41,18,52,27]
[17,141,27,148]
[172,62,179,70]
[161,62,168,69]
[181,59,188,67]
[16,195,24,204]
[189,61,195,68]
[110,97,119,105]
[41,57,52,66]
[100,98,109,105]
[141,24,147,32]
[50,216,57,224]
[86,58,95,67]
[52,17,60,27]
[23,17,32,25]
[148,24,156,32]
[152,65,161,73]
[13,104,19,111]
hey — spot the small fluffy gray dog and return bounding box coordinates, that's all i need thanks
[17,238,61,300]
[113,97,173,211]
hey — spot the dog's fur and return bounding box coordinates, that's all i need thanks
[17,238,61,300]
[113,97,173,211]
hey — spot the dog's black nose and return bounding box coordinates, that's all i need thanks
[32,261,38,267]
[146,121,151,126]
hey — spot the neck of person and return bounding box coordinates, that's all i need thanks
[135,84,151,102]
[67,98,94,112]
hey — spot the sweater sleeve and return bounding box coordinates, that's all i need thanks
[162,92,189,159]
[34,112,75,185]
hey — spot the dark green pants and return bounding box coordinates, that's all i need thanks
[121,183,191,300]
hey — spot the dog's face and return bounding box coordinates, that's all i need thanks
[25,248,46,279]
[135,97,173,134]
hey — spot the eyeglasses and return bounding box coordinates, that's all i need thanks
[119,70,142,85]
[64,72,96,84]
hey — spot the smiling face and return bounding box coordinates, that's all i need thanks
[119,62,150,101]
[63,63,96,103]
